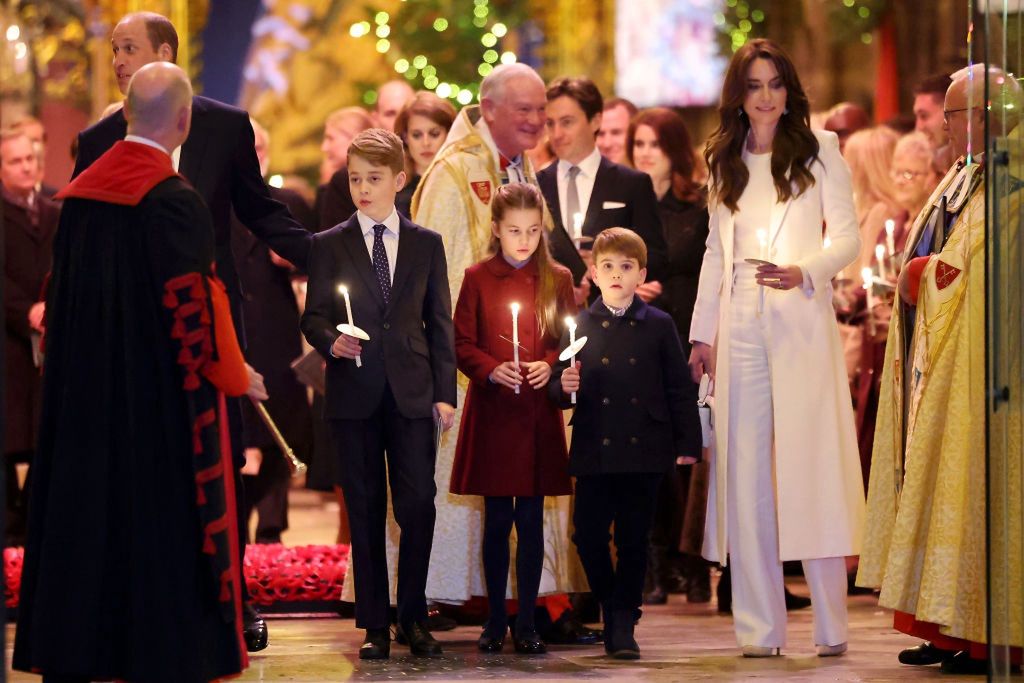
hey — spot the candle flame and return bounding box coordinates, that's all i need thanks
[756,228,767,245]
[564,316,576,330]
[573,213,583,230]
[861,267,873,289]
[510,302,520,314]
[823,236,832,249]
[875,244,885,260]
[885,219,895,235]
[338,285,348,295]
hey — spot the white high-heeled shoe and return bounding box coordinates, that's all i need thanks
[742,645,782,657]
[816,642,848,657]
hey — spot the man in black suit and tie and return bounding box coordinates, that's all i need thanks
[71,11,313,652]
[538,77,667,302]
[302,130,457,660]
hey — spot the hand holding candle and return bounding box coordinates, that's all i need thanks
[558,318,589,404]
[335,284,370,368]
[511,302,520,395]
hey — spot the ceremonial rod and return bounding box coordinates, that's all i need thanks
[248,396,307,477]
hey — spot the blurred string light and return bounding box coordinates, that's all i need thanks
[349,0,517,105]
[713,0,767,53]
[717,0,886,52]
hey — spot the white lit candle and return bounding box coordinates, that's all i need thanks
[338,284,362,368]
[511,302,520,395]
[572,212,583,250]
[757,228,768,261]
[885,219,896,257]
[875,244,888,282]
[861,267,873,291]
[565,316,578,405]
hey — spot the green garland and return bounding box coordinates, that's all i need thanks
[827,0,888,45]
[350,0,527,106]
[717,0,888,52]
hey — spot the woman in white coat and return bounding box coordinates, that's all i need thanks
[688,39,865,657]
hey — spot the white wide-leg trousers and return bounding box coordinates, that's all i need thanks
[726,266,848,649]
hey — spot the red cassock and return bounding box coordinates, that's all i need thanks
[450,254,575,497]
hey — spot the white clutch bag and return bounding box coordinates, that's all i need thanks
[697,374,714,448]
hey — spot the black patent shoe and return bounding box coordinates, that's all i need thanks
[359,628,391,660]
[478,622,507,653]
[543,611,603,644]
[939,650,988,675]
[398,621,443,657]
[243,602,269,652]
[898,641,955,666]
[513,628,547,655]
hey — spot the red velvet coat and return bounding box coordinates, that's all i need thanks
[450,254,575,496]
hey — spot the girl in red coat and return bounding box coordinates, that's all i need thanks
[450,183,576,654]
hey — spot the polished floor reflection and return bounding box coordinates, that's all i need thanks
[6,488,959,681]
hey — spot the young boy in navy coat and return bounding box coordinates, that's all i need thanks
[551,228,701,659]
[301,129,457,660]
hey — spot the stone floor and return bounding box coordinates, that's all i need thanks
[4,486,1005,681]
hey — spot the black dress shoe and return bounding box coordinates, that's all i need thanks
[542,611,603,645]
[513,629,547,655]
[426,606,458,631]
[898,640,955,666]
[398,621,443,657]
[940,650,987,675]
[359,628,391,660]
[784,588,811,611]
[478,621,507,653]
[242,603,269,652]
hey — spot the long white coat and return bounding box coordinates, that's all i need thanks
[690,130,866,563]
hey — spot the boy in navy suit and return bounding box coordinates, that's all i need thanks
[551,228,701,659]
[301,129,457,660]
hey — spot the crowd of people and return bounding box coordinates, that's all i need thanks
[2,8,1018,682]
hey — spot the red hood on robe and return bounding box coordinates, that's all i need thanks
[58,140,179,206]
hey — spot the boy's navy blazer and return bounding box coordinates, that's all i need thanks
[301,213,457,420]
[550,296,701,476]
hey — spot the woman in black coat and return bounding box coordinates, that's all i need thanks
[626,107,711,604]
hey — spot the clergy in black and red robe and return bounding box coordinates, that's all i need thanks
[13,139,251,682]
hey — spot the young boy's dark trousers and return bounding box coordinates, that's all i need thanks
[572,472,663,614]
[329,384,437,630]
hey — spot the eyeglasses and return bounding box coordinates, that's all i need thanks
[891,169,929,181]
[943,107,969,123]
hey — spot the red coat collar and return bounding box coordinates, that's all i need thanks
[58,140,179,206]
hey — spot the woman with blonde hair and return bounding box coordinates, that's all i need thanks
[842,126,901,273]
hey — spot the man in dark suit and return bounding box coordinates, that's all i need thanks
[232,119,314,543]
[538,77,667,301]
[301,130,457,660]
[71,11,312,652]
[1,129,60,547]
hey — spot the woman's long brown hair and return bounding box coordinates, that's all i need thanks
[704,38,820,212]
[627,107,704,204]
[487,183,566,340]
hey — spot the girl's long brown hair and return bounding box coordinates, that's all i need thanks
[704,38,820,212]
[487,183,566,339]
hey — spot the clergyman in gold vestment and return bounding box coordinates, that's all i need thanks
[858,64,1023,670]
